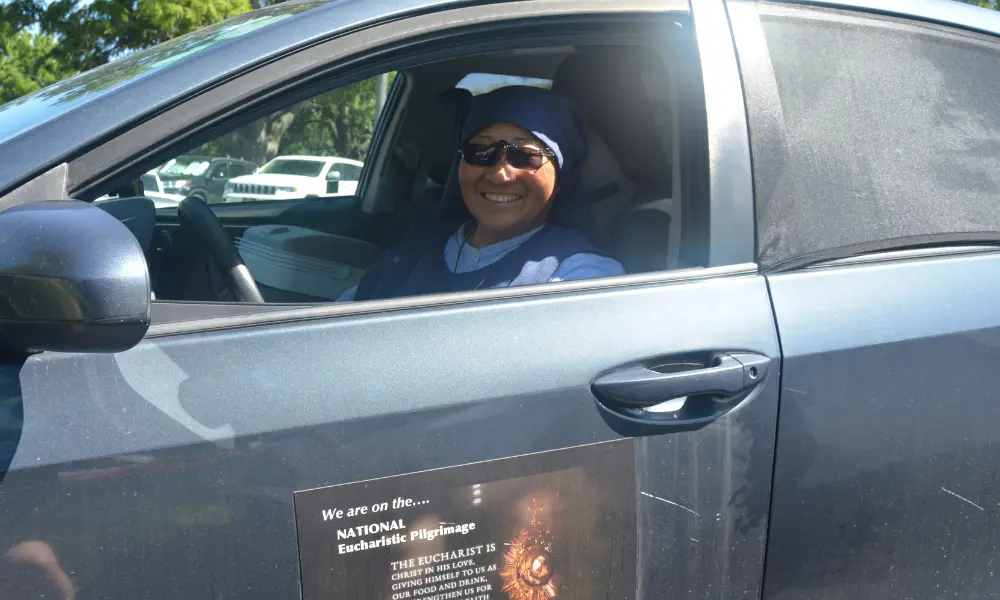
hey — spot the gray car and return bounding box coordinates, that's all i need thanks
[1,0,1000,599]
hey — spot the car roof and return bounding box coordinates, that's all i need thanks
[0,0,466,195]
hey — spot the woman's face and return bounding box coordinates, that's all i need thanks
[458,122,558,243]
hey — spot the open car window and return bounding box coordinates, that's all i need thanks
[96,73,396,207]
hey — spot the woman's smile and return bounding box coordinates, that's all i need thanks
[481,191,523,204]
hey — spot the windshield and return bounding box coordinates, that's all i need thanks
[0,2,322,146]
[259,159,327,177]
[159,157,211,176]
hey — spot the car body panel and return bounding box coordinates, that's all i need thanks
[0,270,781,600]
[764,250,1000,600]
[0,2,780,600]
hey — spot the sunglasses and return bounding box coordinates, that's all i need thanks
[459,140,556,170]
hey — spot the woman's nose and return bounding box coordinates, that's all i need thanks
[484,159,516,183]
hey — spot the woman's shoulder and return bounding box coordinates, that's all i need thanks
[550,253,626,282]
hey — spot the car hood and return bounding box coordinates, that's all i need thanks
[229,173,321,185]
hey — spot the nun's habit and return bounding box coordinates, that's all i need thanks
[342,85,624,302]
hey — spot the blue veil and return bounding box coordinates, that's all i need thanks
[435,85,601,244]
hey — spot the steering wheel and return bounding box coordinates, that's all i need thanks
[177,196,265,303]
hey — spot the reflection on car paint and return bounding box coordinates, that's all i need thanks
[114,341,235,449]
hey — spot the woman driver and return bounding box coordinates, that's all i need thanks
[339,85,624,302]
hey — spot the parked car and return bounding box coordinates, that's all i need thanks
[138,170,186,208]
[95,170,185,209]
[158,155,258,203]
[222,155,364,202]
[2,1,1000,600]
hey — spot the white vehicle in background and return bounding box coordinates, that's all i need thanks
[223,155,364,203]
[94,170,185,209]
[139,170,186,208]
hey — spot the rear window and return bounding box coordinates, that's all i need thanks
[456,73,551,95]
[160,157,211,176]
[753,4,1000,268]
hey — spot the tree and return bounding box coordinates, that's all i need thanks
[199,74,394,165]
[0,29,74,103]
[30,0,251,72]
[0,0,256,108]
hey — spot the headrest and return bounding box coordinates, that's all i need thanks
[582,123,637,231]
[552,48,672,191]
[420,88,472,185]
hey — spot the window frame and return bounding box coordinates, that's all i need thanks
[53,0,755,330]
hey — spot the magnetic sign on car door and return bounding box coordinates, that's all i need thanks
[293,439,637,600]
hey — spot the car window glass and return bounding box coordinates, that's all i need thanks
[753,4,1000,268]
[104,73,396,206]
[130,21,712,308]
[258,159,327,177]
[455,73,551,95]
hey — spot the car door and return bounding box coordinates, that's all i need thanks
[729,1,1000,599]
[206,160,230,200]
[0,1,780,599]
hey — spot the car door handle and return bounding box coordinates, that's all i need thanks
[592,352,770,410]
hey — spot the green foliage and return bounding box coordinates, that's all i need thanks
[199,74,396,165]
[0,29,74,103]
[27,0,251,72]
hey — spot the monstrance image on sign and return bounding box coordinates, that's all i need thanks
[293,439,636,600]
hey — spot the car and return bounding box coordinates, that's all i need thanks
[1,1,1000,600]
[222,155,364,202]
[138,170,187,208]
[157,155,259,203]
[95,170,186,209]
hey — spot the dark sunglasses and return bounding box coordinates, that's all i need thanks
[459,140,556,170]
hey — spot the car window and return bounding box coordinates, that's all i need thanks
[161,157,211,176]
[333,163,363,180]
[258,158,327,177]
[99,73,396,206]
[115,19,712,307]
[456,73,552,95]
[211,162,229,179]
[230,163,252,177]
[752,3,1000,269]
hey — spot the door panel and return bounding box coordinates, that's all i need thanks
[0,270,779,600]
[765,251,1000,600]
[150,197,384,301]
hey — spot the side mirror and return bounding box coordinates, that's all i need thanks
[0,200,151,354]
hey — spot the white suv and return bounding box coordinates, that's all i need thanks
[223,155,364,203]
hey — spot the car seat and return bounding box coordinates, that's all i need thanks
[552,47,682,272]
